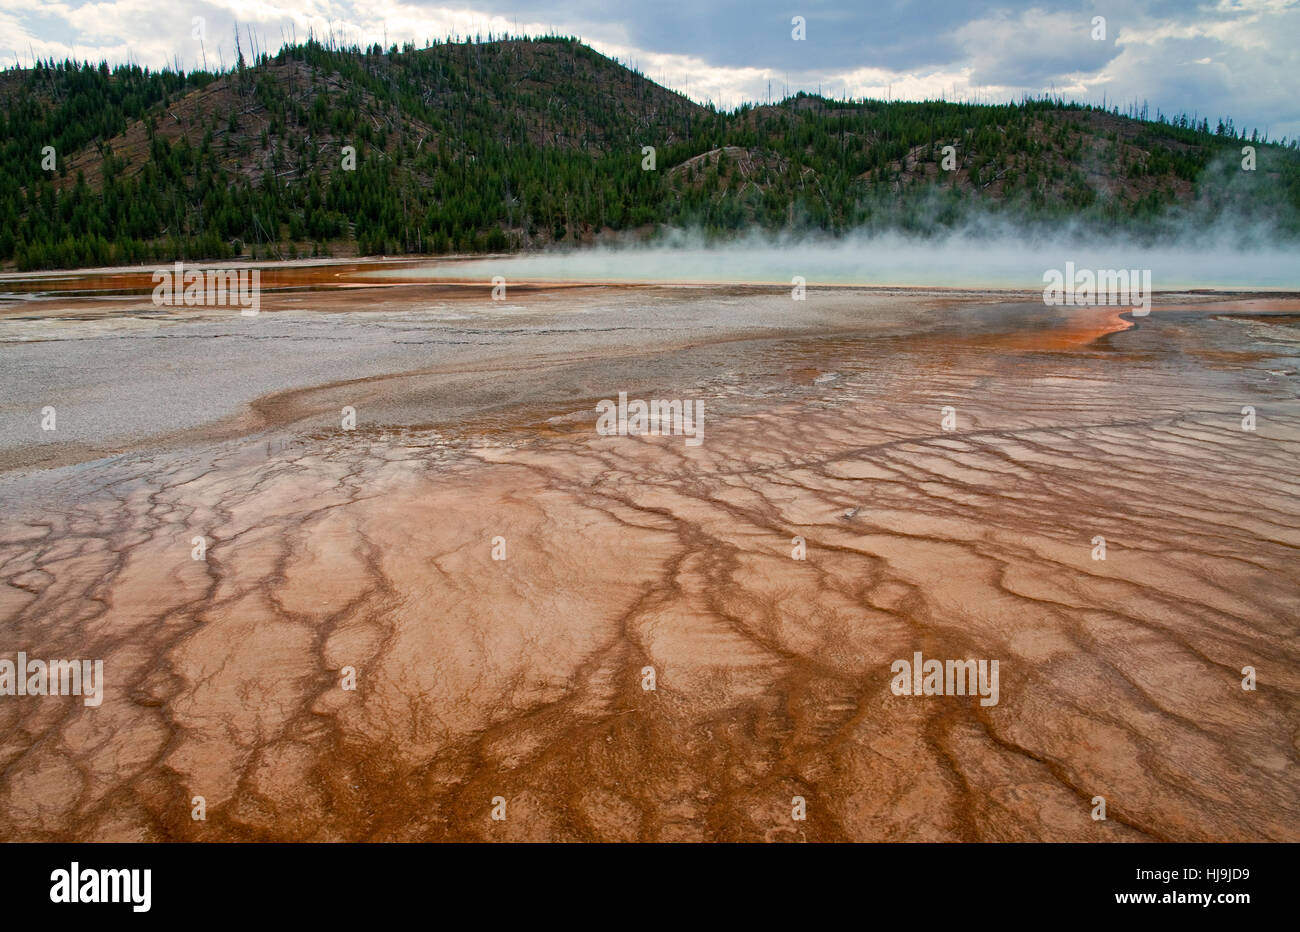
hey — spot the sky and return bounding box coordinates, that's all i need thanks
[3,0,1298,140]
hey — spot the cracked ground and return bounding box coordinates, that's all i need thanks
[0,281,1297,841]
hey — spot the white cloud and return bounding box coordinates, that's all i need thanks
[1,0,1296,138]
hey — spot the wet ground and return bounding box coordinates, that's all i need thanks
[0,266,1297,840]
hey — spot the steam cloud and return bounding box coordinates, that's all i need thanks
[376,222,1300,290]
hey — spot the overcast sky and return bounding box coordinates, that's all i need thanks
[4,1,1298,139]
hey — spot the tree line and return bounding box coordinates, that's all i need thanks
[3,36,1298,270]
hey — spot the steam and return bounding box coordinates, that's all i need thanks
[372,223,1300,290]
[373,152,1300,291]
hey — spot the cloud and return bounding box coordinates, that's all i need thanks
[1,0,1296,138]
[952,7,1117,88]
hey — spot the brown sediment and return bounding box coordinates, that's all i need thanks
[0,284,1297,842]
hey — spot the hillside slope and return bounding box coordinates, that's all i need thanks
[2,36,1298,270]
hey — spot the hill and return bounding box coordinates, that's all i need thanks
[2,35,1298,270]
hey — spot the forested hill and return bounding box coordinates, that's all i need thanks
[3,34,1299,271]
